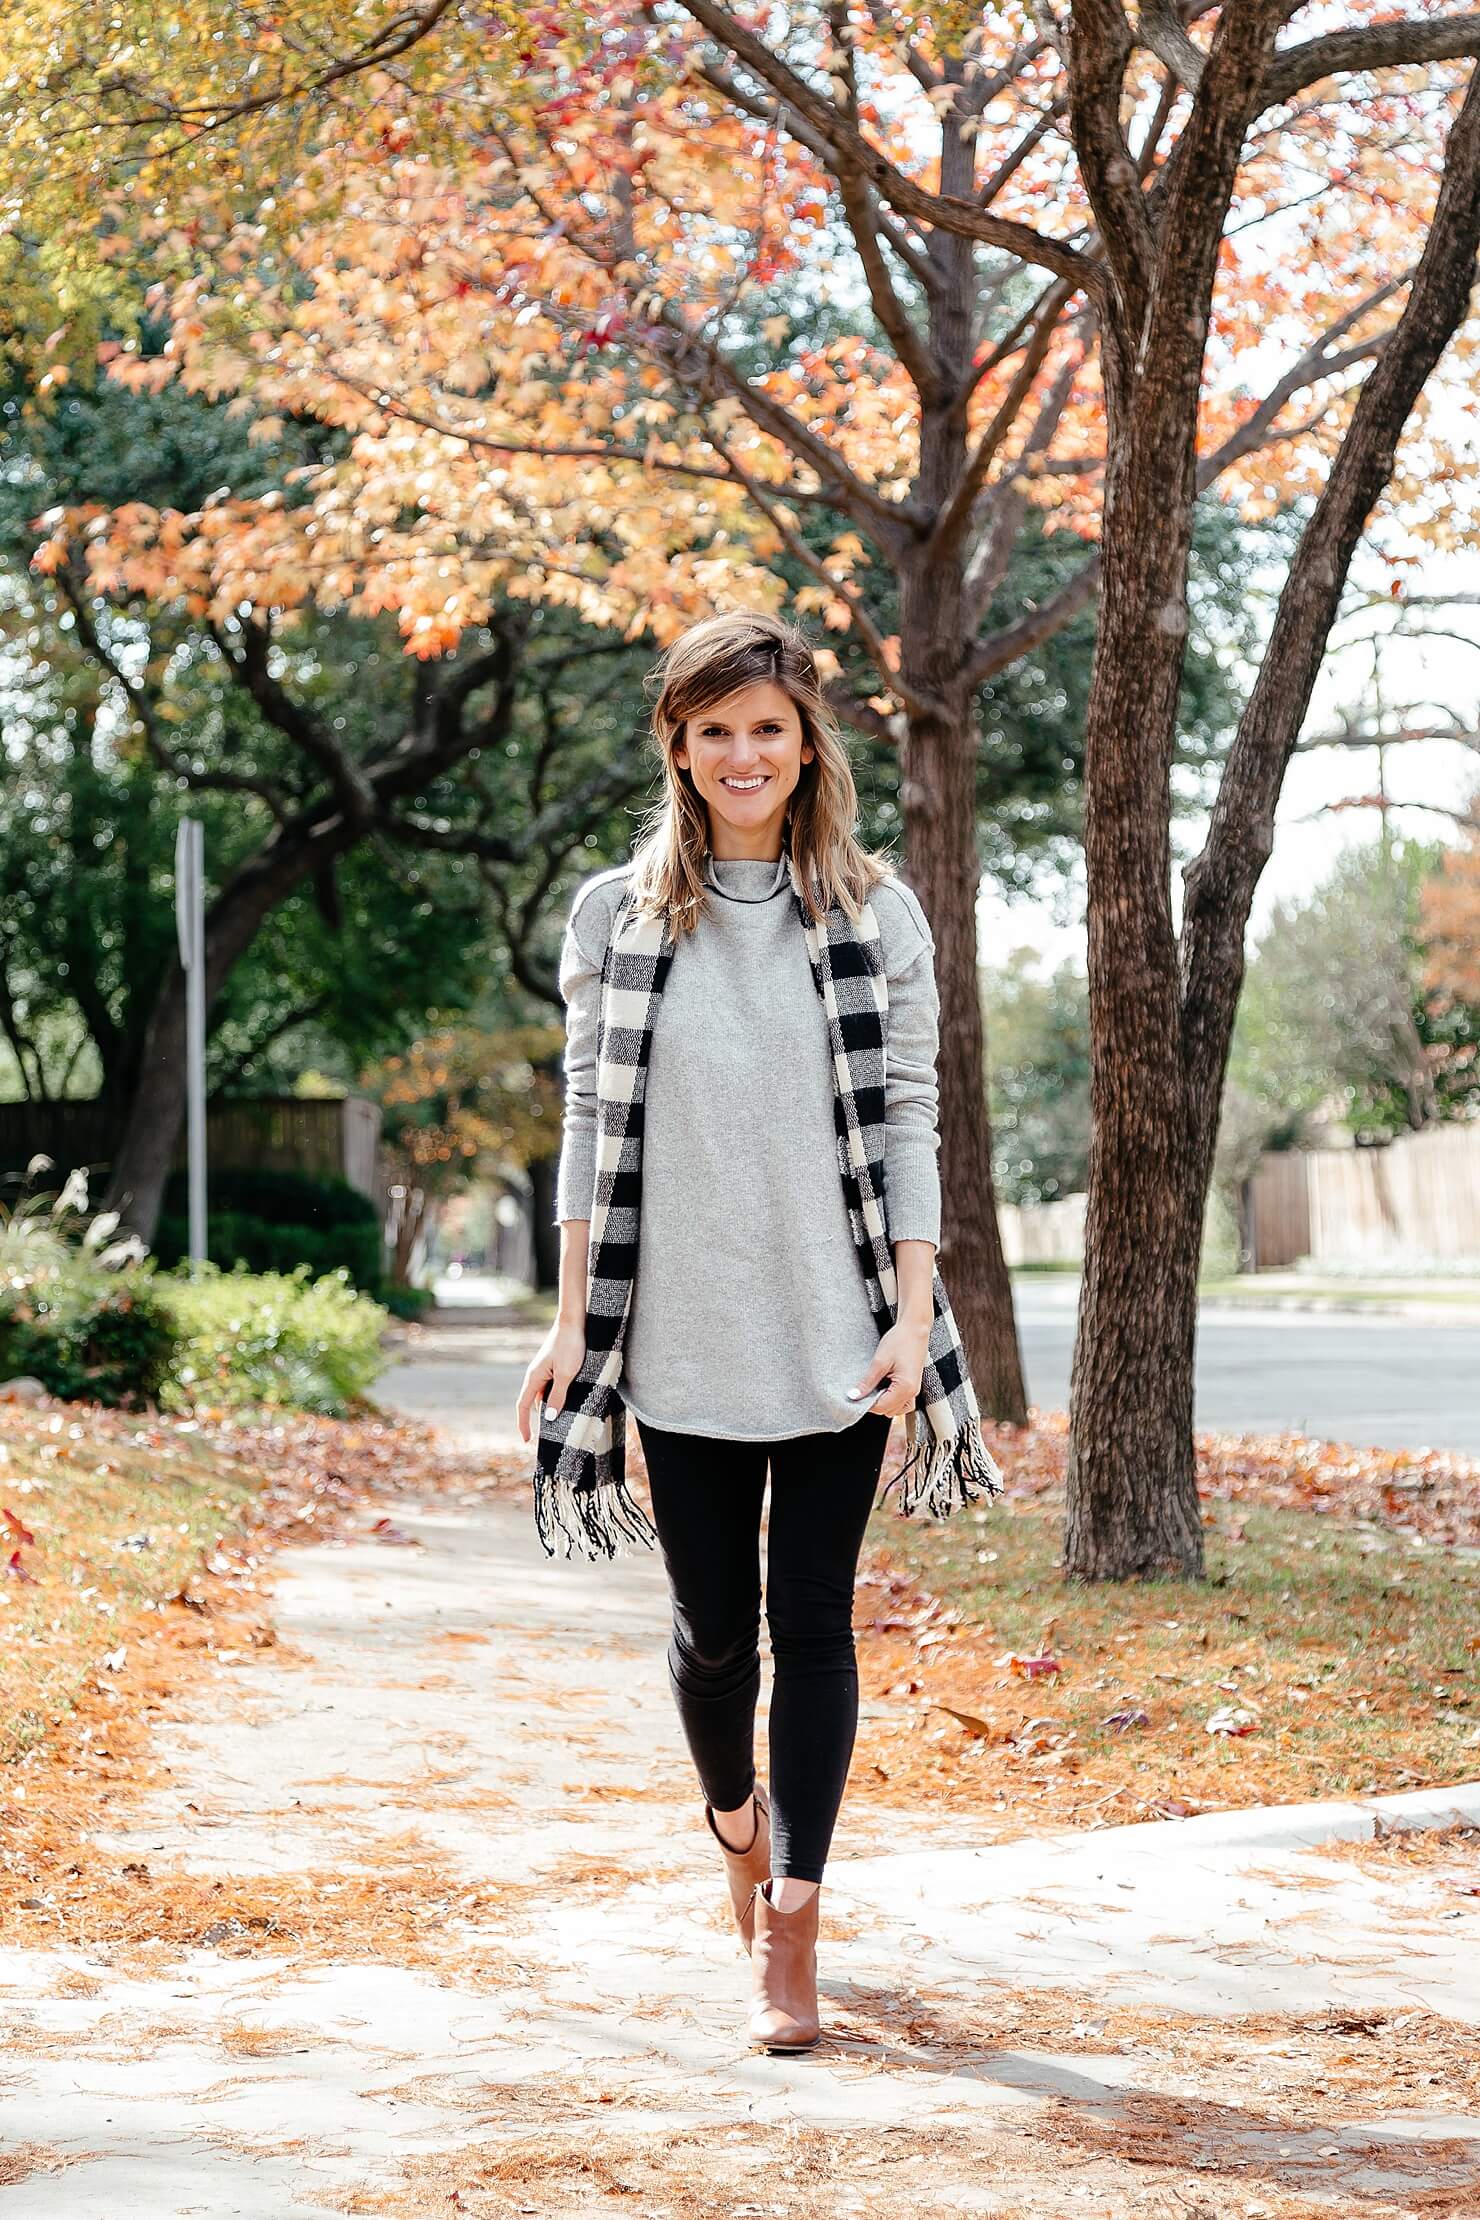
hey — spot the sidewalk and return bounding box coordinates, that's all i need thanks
[2,1389,1477,2215]
[1196,1270,1480,1320]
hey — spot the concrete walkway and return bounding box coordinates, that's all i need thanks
[2,1366,1479,2215]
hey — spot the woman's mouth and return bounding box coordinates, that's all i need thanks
[720,775,770,792]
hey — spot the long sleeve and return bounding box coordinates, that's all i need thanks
[881,894,942,1249]
[553,896,604,1225]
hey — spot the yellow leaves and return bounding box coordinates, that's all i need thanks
[793,583,858,631]
[827,531,868,572]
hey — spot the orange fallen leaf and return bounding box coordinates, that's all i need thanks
[931,1703,995,1739]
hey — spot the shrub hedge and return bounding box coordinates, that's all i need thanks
[0,1269,177,1406]
[153,1265,387,1416]
[155,1169,385,1294]
[1,1261,387,1416]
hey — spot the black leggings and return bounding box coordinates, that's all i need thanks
[634,1409,893,1885]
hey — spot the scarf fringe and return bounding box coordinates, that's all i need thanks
[533,1469,658,1562]
[885,1412,1005,1523]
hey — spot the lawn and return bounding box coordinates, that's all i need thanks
[852,1414,1480,1833]
[0,1403,260,1763]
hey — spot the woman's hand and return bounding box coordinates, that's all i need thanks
[516,1318,588,1443]
[847,1314,932,1420]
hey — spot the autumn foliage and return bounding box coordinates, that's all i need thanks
[1423,793,1480,1008]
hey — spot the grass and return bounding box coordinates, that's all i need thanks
[854,1469,1480,1831]
[0,1406,260,1763]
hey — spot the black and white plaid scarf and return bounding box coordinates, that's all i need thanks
[532,849,1004,1560]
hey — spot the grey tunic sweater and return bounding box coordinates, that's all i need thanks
[553,850,942,1440]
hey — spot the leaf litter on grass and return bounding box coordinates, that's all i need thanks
[852,1409,1480,1832]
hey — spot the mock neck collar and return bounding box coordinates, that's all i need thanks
[704,848,790,903]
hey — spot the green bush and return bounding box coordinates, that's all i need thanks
[161,1167,378,1230]
[153,1264,388,1417]
[155,1208,383,1292]
[0,1266,176,1406]
[156,1171,385,1294]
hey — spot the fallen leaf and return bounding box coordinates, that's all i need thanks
[368,1517,420,1545]
[1206,1705,1259,1737]
[930,1703,995,1739]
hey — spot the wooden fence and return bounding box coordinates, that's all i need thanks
[0,1097,386,1208]
[1248,1123,1480,1268]
[999,1193,1086,1267]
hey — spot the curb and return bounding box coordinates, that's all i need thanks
[1197,1292,1480,1322]
[834,1781,1480,1916]
[1095,1778,1480,1859]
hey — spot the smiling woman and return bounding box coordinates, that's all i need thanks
[516,610,1000,2056]
[673,678,813,858]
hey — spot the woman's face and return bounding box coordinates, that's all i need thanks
[673,678,814,857]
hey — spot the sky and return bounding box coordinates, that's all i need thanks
[981,534,1480,978]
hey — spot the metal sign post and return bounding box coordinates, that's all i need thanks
[174,818,207,1270]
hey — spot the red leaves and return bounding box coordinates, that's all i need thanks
[368,1516,420,1546]
[1206,1704,1260,1738]
[576,308,627,354]
[4,1505,37,1581]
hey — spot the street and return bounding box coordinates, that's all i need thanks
[394,1273,1480,1460]
[1015,1276,1480,1458]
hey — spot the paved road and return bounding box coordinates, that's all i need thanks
[1015,1276,1480,1457]
[386,1276,1480,1461]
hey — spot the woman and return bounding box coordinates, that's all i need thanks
[516,611,1000,2053]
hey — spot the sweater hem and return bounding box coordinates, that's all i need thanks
[622,1386,890,1443]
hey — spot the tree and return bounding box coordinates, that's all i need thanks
[985,953,1091,1208]
[1423,789,1480,1014]
[364,1021,567,1285]
[1230,837,1480,1145]
[0,364,656,1234]
[6,4,1480,1564]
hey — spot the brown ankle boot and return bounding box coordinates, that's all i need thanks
[704,1782,771,1954]
[747,1880,820,2052]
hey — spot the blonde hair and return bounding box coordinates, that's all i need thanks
[627,611,894,934]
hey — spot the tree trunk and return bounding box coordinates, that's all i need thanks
[102,969,193,1247]
[1063,353,1207,1580]
[898,567,1027,1425]
[528,1157,561,1293]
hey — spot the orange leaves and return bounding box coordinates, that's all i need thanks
[1420,802,1480,1008]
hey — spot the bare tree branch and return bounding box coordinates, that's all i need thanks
[674,0,1092,285]
[1260,13,1480,113]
